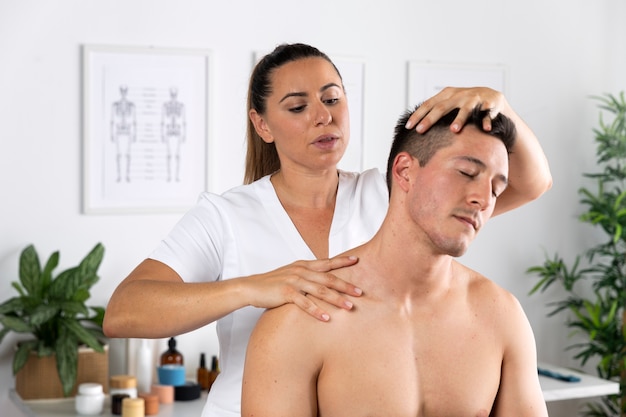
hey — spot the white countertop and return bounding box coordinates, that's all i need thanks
[4,362,620,416]
[538,362,619,402]
[8,389,208,417]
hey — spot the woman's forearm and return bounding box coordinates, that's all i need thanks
[492,100,552,216]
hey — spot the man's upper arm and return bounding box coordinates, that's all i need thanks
[491,298,548,417]
[242,304,321,417]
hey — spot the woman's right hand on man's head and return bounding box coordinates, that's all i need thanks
[405,87,505,134]
[244,256,361,322]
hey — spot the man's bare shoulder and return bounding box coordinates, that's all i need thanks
[257,299,339,333]
[463,261,513,294]
[258,302,309,328]
[464,265,526,320]
[459,268,534,363]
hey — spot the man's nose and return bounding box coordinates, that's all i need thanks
[468,181,494,210]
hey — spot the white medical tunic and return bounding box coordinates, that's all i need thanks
[150,168,389,417]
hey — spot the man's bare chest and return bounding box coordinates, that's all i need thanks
[315,309,502,416]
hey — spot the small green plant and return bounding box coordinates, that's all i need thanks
[528,92,626,417]
[0,243,106,397]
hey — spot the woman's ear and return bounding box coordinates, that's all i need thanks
[249,109,274,144]
[391,152,415,193]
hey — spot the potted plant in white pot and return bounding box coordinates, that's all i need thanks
[0,243,108,399]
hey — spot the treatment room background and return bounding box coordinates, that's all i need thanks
[1,1,625,416]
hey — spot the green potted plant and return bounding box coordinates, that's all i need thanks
[527,92,626,417]
[0,243,108,398]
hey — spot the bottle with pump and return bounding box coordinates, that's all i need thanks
[197,353,210,390]
[160,337,184,366]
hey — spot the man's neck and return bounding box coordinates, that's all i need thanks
[350,225,456,303]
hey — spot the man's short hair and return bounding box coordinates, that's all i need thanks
[385,105,517,190]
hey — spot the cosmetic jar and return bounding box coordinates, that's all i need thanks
[75,383,105,415]
[111,393,130,415]
[122,397,145,417]
[151,384,174,404]
[174,381,201,401]
[110,375,138,398]
[157,364,186,386]
[139,392,159,415]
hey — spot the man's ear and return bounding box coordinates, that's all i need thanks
[249,109,274,143]
[391,152,415,193]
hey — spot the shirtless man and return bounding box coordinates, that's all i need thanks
[242,105,548,417]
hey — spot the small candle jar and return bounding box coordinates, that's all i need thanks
[139,393,159,415]
[75,383,105,415]
[151,384,174,404]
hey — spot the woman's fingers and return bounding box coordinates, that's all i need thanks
[247,256,361,321]
[286,256,361,315]
[405,87,505,133]
[291,292,332,322]
[306,256,362,296]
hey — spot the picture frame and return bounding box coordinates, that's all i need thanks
[407,61,507,106]
[82,44,211,214]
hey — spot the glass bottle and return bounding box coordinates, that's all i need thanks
[197,353,210,390]
[160,337,183,366]
[208,355,220,391]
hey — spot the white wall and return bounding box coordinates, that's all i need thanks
[1,1,625,416]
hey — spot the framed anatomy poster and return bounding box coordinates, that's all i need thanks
[82,44,211,214]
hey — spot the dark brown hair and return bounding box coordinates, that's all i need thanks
[386,105,517,190]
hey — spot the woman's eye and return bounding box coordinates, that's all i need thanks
[323,97,339,105]
[289,105,306,113]
[460,171,476,178]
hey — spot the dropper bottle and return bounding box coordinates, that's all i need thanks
[160,337,184,366]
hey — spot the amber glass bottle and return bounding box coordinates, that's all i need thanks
[197,353,210,390]
[160,337,184,366]
[208,355,220,391]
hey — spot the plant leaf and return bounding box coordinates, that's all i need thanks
[88,306,105,327]
[76,243,105,290]
[63,318,104,352]
[49,267,79,301]
[18,245,40,296]
[13,340,38,375]
[40,251,60,296]
[55,327,78,397]
[59,300,89,317]
[0,296,25,315]
[0,315,33,333]
[29,304,60,327]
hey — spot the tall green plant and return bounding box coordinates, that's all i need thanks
[528,92,626,417]
[0,243,106,396]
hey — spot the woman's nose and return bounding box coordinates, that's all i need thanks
[314,104,332,126]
